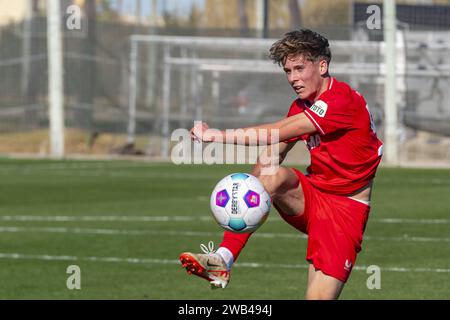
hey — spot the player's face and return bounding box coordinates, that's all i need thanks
[283,54,328,101]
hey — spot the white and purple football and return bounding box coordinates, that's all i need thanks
[210,173,271,233]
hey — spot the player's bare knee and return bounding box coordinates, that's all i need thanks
[305,288,339,300]
[258,174,279,198]
[250,165,262,178]
[305,273,344,300]
[260,167,300,198]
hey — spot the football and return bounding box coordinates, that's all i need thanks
[210,173,271,233]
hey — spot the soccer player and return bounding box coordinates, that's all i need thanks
[179,29,383,300]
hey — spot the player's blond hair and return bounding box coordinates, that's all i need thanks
[269,29,332,66]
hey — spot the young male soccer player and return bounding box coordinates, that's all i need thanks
[179,29,383,300]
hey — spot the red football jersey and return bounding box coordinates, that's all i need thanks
[285,77,383,195]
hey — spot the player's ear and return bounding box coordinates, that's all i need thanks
[319,59,329,76]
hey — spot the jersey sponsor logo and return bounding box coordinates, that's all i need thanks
[309,100,328,118]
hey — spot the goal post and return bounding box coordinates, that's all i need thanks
[383,0,398,165]
[47,0,65,158]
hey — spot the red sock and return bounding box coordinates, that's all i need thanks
[219,231,252,260]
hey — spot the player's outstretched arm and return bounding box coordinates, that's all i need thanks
[190,113,316,146]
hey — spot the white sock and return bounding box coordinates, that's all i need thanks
[216,247,234,271]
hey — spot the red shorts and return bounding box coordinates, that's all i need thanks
[274,168,371,283]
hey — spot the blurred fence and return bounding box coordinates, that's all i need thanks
[127,30,450,165]
[0,4,450,166]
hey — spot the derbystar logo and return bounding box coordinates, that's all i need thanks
[231,182,240,215]
[309,100,328,118]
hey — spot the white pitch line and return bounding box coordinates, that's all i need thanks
[0,215,212,222]
[0,162,168,170]
[0,215,449,224]
[0,252,449,274]
[0,252,176,265]
[375,218,450,224]
[1,226,450,243]
[0,168,219,180]
[0,226,224,237]
[379,177,450,185]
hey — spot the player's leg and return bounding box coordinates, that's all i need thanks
[179,240,231,289]
[302,195,371,299]
[213,166,305,270]
[180,166,305,288]
[305,264,345,300]
[258,166,306,217]
[217,166,305,264]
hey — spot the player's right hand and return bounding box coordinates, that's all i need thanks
[190,121,210,143]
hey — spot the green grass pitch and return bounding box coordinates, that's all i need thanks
[0,158,448,299]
